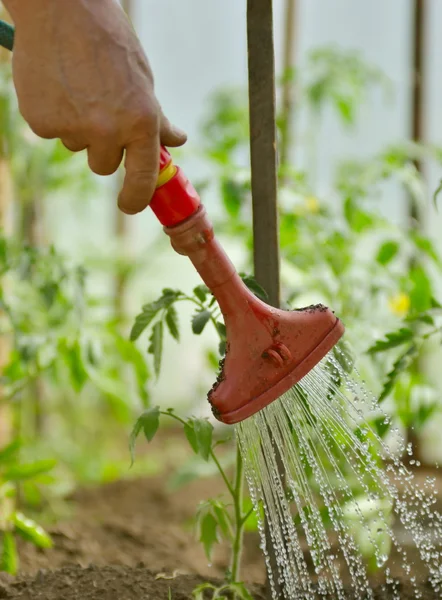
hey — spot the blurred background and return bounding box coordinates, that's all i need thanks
[1,0,442,582]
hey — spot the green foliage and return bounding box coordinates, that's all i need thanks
[129,407,161,465]
[0,439,53,574]
[192,582,254,600]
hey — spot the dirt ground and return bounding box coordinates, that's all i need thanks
[1,431,441,599]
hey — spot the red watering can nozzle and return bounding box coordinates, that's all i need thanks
[150,147,345,424]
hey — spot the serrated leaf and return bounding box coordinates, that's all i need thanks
[4,460,56,482]
[165,305,179,341]
[192,310,211,335]
[379,345,418,403]
[130,307,157,341]
[193,419,214,461]
[13,513,52,549]
[376,241,399,266]
[0,532,17,575]
[184,422,199,455]
[368,328,414,354]
[129,407,161,465]
[240,274,268,302]
[148,321,163,377]
[193,285,209,303]
[198,512,219,561]
[211,501,232,538]
[407,313,434,326]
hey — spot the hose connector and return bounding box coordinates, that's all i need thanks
[149,147,201,227]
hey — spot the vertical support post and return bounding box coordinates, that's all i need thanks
[247,2,285,598]
[279,0,298,172]
[406,0,427,463]
[247,0,280,309]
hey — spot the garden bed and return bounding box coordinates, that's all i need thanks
[1,467,441,598]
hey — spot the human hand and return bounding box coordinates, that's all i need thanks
[4,0,186,214]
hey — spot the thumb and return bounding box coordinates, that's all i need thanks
[159,111,187,148]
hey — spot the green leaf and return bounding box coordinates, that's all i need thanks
[0,439,21,465]
[221,178,243,218]
[379,345,418,403]
[211,500,232,538]
[372,417,391,439]
[409,266,432,313]
[193,419,214,461]
[240,274,268,302]
[411,234,441,267]
[113,335,150,407]
[343,197,374,232]
[148,321,163,377]
[192,310,211,335]
[332,341,354,374]
[4,460,56,482]
[165,305,180,341]
[192,583,217,600]
[0,532,17,575]
[198,511,219,560]
[216,321,227,341]
[130,306,157,342]
[184,422,199,455]
[368,328,414,354]
[13,513,52,549]
[376,241,399,266]
[63,341,88,393]
[193,285,209,303]
[129,407,161,465]
[227,583,254,600]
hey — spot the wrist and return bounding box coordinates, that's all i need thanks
[2,0,51,24]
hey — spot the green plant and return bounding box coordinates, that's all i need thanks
[1,234,152,484]
[192,582,253,600]
[0,439,53,574]
[129,280,267,595]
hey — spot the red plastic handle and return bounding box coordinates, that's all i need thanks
[149,146,201,227]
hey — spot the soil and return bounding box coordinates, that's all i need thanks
[0,436,441,598]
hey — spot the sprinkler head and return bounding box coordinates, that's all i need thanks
[151,147,345,425]
[163,206,345,425]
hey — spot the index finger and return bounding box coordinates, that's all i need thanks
[118,136,160,215]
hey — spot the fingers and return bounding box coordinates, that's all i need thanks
[87,142,124,176]
[159,112,187,148]
[62,138,88,153]
[118,135,160,215]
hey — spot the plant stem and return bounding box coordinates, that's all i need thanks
[230,444,245,583]
[209,448,235,499]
